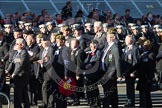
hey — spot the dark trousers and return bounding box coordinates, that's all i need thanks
[42,80,55,108]
[125,76,135,106]
[53,81,67,108]
[55,97,67,108]
[102,78,118,108]
[86,79,100,107]
[70,77,84,105]
[37,78,43,100]
[28,75,38,105]
[139,89,152,107]
[14,83,30,108]
[76,77,85,99]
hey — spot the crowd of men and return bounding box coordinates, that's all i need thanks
[0,2,162,108]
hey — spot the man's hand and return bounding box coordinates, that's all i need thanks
[37,60,43,64]
[117,77,122,81]
[130,73,135,77]
[65,76,68,80]
[5,70,8,74]
[85,64,92,69]
[5,70,11,77]
[76,76,80,80]
[44,56,49,62]
[11,74,15,78]
[28,51,34,56]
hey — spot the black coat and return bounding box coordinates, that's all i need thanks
[134,51,156,91]
[122,44,140,76]
[48,46,71,79]
[26,44,40,75]
[70,48,86,77]
[34,46,55,81]
[0,40,9,72]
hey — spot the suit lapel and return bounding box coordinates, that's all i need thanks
[105,44,114,65]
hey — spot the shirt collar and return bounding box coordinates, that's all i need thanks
[76,36,81,40]
[72,47,79,51]
[17,50,22,53]
[127,44,133,50]
[65,36,69,39]
[109,42,114,47]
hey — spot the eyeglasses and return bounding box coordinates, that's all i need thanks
[5,27,11,29]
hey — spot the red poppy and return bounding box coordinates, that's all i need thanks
[58,77,76,96]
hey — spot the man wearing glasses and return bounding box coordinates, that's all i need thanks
[6,38,30,108]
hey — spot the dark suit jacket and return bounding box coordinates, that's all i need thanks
[26,44,40,76]
[4,32,14,44]
[6,49,31,86]
[123,44,140,75]
[101,43,122,78]
[0,40,9,72]
[135,51,156,91]
[26,44,40,62]
[50,43,58,52]
[70,47,86,77]
[78,36,87,50]
[35,46,54,81]
[51,46,71,79]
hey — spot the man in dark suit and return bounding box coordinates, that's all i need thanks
[39,24,49,41]
[7,28,23,64]
[0,31,9,107]
[6,38,30,108]
[123,35,140,107]
[3,24,14,44]
[130,40,154,107]
[73,27,87,49]
[51,34,71,108]
[131,26,142,42]
[2,28,23,102]
[50,32,58,50]
[36,38,54,108]
[26,33,40,105]
[62,26,73,48]
[46,22,55,36]
[141,25,156,43]
[69,38,86,105]
[100,28,122,108]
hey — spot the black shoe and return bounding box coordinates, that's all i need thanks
[38,104,46,108]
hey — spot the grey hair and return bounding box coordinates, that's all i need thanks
[16,38,26,47]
